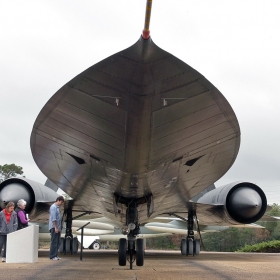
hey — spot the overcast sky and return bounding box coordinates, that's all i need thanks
[1,1,280,204]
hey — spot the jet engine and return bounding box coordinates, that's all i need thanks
[197,182,267,224]
[0,177,59,222]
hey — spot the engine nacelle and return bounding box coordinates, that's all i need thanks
[197,182,267,224]
[0,177,59,222]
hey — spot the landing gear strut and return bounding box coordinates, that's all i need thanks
[128,235,136,270]
[59,202,78,254]
[186,210,195,256]
[180,211,201,256]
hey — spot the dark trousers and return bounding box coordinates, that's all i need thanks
[49,228,61,259]
[0,235,7,258]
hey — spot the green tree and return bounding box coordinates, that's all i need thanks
[202,227,270,252]
[258,203,280,241]
[146,235,184,250]
[0,163,24,183]
[270,222,280,240]
[267,203,280,216]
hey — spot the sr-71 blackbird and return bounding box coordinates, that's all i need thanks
[0,0,268,269]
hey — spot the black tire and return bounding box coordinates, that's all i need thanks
[59,237,65,253]
[187,238,193,256]
[92,241,101,250]
[72,237,78,254]
[181,239,186,255]
[194,239,200,255]
[136,239,144,266]
[65,238,71,254]
[118,238,127,266]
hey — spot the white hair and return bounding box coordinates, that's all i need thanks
[17,199,27,207]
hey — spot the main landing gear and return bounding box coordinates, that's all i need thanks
[118,202,144,269]
[180,238,200,256]
[59,203,79,254]
[59,236,79,254]
[180,211,201,256]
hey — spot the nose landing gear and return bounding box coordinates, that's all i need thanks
[118,201,144,269]
[118,236,145,269]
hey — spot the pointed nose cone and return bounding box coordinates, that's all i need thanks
[227,187,264,223]
[0,182,32,210]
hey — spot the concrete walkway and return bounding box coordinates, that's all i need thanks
[1,250,279,280]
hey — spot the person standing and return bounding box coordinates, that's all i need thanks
[49,196,64,260]
[15,199,30,230]
[0,201,18,262]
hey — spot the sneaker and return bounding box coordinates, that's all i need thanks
[51,257,59,260]
[56,257,61,260]
[2,258,6,262]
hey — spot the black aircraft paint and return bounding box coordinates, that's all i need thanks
[29,35,247,224]
[0,1,267,269]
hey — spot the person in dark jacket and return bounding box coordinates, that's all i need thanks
[0,201,18,262]
[15,199,30,230]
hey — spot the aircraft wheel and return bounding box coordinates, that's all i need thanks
[93,241,101,250]
[59,237,65,253]
[180,239,186,255]
[65,238,71,254]
[186,238,193,256]
[72,237,78,254]
[194,239,200,255]
[136,239,144,266]
[118,238,127,266]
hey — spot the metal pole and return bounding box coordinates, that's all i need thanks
[142,0,153,39]
[80,227,84,261]
[76,222,90,261]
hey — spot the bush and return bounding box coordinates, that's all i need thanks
[237,240,280,253]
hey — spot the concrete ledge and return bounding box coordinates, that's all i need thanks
[6,225,39,263]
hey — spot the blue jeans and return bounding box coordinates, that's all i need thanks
[49,228,61,259]
[0,235,7,258]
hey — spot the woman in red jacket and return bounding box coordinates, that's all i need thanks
[0,201,18,262]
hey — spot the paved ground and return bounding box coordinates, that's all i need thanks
[1,250,280,280]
